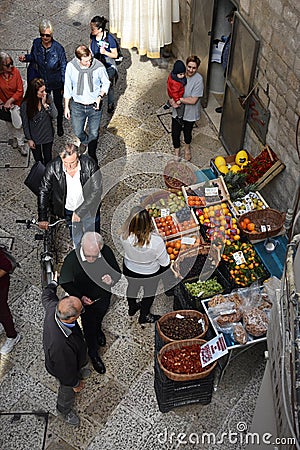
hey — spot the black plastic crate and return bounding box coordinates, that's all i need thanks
[154,358,214,413]
[174,267,233,312]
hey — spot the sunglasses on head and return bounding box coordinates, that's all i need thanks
[40,33,52,38]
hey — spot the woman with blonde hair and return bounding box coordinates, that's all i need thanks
[19,19,67,137]
[0,52,27,155]
[120,207,170,325]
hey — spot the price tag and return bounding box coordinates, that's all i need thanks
[233,251,246,265]
[205,187,218,197]
[181,236,196,245]
[260,224,271,232]
[200,334,228,367]
[160,208,170,217]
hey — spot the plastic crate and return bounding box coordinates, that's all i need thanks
[178,267,234,311]
[154,358,214,413]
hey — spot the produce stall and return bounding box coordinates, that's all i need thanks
[143,152,287,412]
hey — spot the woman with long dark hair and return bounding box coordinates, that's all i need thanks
[120,207,170,325]
[90,15,118,114]
[21,78,57,165]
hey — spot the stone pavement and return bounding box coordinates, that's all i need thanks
[0,1,267,449]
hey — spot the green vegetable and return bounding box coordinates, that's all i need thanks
[184,277,223,298]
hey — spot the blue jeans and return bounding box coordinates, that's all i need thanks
[65,209,100,248]
[106,66,116,106]
[71,101,102,145]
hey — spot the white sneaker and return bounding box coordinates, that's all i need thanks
[0,333,21,355]
[17,144,28,156]
[12,137,18,149]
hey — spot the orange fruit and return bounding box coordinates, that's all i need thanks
[169,253,176,260]
[175,241,181,249]
[247,222,255,231]
[167,247,173,254]
[244,218,251,225]
[239,220,246,230]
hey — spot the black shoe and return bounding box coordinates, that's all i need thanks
[128,303,140,317]
[91,355,106,374]
[215,106,223,113]
[97,329,106,347]
[57,125,64,137]
[138,313,161,324]
[107,103,115,114]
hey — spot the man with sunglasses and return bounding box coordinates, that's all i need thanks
[64,45,110,165]
[42,276,89,426]
[59,232,121,375]
[38,143,102,248]
[18,19,67,137]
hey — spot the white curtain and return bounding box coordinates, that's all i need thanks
[109,0,180,58]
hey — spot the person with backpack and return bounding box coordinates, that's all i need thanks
[90,15,119,114]
[0,247,20,355]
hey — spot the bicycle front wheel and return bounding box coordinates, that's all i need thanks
[41,258,54,288]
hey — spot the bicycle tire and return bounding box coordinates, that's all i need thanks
[41,258,54,289]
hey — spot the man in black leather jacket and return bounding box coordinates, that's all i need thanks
[38,142,102,247]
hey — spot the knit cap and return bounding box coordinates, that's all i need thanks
[173,60,186,75]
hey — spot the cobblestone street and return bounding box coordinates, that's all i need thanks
[0,1,267,449]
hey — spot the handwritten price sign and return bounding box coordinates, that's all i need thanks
[200,334,228,367]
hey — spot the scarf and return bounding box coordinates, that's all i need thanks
[71,57,102,95]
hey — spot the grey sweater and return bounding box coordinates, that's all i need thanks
[20,95,58,145]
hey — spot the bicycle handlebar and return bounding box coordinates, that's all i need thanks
[16,218,65,228]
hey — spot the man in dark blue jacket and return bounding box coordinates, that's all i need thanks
[19,19,67,136]
[42,279,89,426]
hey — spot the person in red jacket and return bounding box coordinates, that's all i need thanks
[0,52,27,155]
[167,60,187,120]
[0,248,20,355]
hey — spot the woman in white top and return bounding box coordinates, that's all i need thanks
[120,207,170,324]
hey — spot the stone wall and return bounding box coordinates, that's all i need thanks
[171,0,192,59]
[172,0,300,211]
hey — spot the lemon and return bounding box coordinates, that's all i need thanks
[214,156,226,168]
[218,164,229,174]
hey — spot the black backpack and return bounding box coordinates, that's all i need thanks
[94,30,123,65]
[0,245,20,274]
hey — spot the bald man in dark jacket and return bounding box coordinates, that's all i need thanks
[42,280,88,426]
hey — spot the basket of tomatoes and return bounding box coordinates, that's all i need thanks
[238,209,285,241]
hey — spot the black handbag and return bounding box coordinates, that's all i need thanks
[24,161,46,196]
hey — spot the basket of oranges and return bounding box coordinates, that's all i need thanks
[238,209,285,241]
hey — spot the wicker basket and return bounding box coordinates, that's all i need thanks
[239,208,285,240]
[172,246,217,279]
[163,161,197,192]
[157,339,217,381]
[140,189,170,209]
[157,310,208,343]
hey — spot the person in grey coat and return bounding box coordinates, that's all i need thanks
[21,77,57,165]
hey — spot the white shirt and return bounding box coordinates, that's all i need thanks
[64,162,84,211]
[120,232,170,274]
